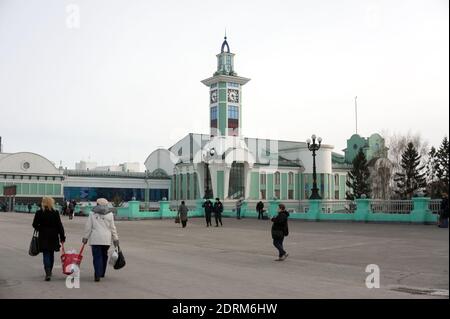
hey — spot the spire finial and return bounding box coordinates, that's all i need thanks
[224,28,227,40]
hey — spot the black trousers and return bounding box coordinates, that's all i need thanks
[205,213,212,226]
[181,220,187,228]
[257,209,264,219]
[42,250,54,271]
[92,245,110,278]
[273,238,286,258]
[215,213,222,226]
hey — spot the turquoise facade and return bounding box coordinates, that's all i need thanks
[108,197,438,225]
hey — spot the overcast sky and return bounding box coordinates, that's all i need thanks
[0,0,448,170]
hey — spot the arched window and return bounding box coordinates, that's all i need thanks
[260,172,266,185]
[186,173,190,200]
[275,172,280,185]
[288,172,294,185]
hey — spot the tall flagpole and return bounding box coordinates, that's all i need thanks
[355,96,358,134]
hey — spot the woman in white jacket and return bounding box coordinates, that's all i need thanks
[82,198,119,282]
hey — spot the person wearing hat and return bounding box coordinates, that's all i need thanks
[82,198,119,282]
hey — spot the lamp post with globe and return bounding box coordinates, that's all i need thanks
[307,135,322,200]
[203,148,216,199]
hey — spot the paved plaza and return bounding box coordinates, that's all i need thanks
[0,212,448,299]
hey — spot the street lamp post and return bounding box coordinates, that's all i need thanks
[203,148,216,199]
[307,134,322,200]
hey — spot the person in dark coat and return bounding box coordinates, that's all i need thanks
[271,203,289,261]
[236,199,243,219]
[178,201,189,228]
[32,197,66,281]
[213,198,223,227]
[256,201,264,220]
[68,200,75,220]
[27,203,32,213]
[202,198,213,227]
[438,192,449,228]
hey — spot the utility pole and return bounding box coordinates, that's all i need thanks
[355,96,358,134]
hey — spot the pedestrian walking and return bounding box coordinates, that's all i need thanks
[438,192,449,228]
[271,203,289,261]
[82,198,119,282]
[213,198,223,227]
[27,203,32,213]
[236,199,243,219]
[178,201,189,228]
[32,197,66,281]
[202,198,213,227]
[256,201,264,220]
[68,200,75,220]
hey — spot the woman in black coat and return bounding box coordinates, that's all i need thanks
[32,197,66,281]
[271,203,289,261]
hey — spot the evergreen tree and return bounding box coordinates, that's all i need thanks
[394,142,426,199]
[435,137,449,195]
[346,149,371,198]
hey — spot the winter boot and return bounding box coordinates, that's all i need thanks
[44,268,52,281]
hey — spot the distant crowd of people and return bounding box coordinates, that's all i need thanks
[176,198,289,260]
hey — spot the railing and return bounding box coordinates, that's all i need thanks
[139,202,160,211]
[370,200,413,214]
[170,200,198,212]
[320,200,355,214]
[429,199,441,214]
[283,201,309,213]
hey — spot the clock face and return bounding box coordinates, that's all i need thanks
[228,89,239,103]
[210,90,217,103]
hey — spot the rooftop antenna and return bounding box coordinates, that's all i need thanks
[354,96,358,134]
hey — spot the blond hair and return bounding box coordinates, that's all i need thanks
[41,197,55,211]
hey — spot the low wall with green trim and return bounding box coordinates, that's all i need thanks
[114,198,440,224]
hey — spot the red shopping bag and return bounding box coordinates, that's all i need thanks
[60,243,85,275]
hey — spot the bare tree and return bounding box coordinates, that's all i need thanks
[369,158,393,199]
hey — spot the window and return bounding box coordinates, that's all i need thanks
[228,82,239,88]
[172,175,177,200]
[288,172,294,185]
[335,174,340,199]
[260,173,266,185]
[179,175,183,200]
[274,189,280,199]
[210,83,217,89]
[288,190,294,200]
[228,106,239,133]
[260,190,266,200]
[186,174,190,199]
[210,106,217,128]
[275,172,280,185]
[211,106,218,120]
[193,173,198,199]
[178,148,182,156]
[228,106,239,119]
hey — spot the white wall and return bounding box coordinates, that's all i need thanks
[298,145,333,174]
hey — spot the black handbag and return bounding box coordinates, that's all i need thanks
[28,230,39,256]
[113,246,126,270]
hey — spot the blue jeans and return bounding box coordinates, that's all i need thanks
[273,238,286,258]
[92,245,110,278]
[42,250,54,270]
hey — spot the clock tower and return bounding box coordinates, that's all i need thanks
[201,36,250,137]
